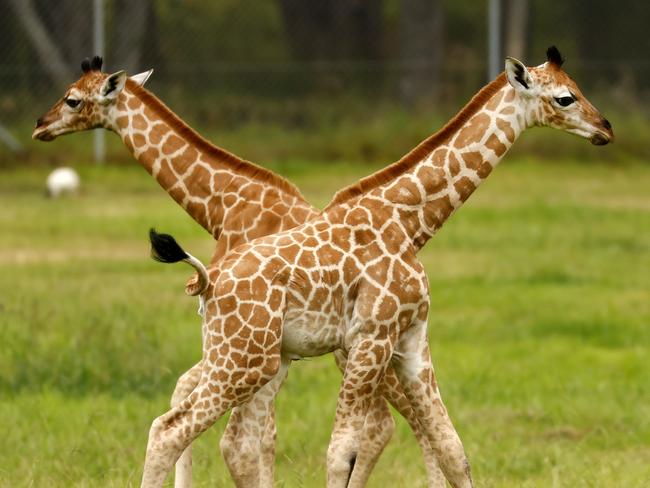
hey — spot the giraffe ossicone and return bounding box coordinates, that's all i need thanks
[137,46,612,488]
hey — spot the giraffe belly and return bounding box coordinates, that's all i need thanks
[281,310,344,358]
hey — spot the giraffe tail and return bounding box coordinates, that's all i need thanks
[149,228,209,296]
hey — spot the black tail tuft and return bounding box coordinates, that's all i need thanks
[149,228,189,263]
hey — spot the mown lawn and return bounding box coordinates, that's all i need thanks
[1,157,649,487]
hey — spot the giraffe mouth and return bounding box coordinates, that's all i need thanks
[590,132,610,146]
[32,126,55,141]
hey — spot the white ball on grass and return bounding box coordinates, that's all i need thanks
[46,167,80,198]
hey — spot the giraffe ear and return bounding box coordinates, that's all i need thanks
[505,57,534,95]
[130,69,154,86]
[99,70,127,102]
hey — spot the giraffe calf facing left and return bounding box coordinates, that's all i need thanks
[32,55,442,487]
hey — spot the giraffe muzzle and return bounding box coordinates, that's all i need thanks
[32,116,55,141]
[590,118,614,146]
[590,133,610,146]
[32,126,55,141]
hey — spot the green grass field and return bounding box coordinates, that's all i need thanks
[1,156,649,487]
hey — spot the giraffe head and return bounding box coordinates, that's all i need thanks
[32,56,153,141]
[505,46,613,145]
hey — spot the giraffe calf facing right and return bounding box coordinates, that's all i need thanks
[139,47,612,488]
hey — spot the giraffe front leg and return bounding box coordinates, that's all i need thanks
[346,394,395,487]
[170,362,203,488]
[220,359,289,488]
[392,321,472,488]
[378,367,446,488]
[332,350,395,488]
[333,353,445,488]
[327,331,395,488]
[258,406,278,487]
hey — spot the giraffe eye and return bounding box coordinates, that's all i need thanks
[554,96,574,107]
[65,98,81,109]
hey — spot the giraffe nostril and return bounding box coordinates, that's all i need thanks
[602,118,612,130]
[36,117,45,127]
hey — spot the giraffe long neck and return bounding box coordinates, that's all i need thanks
[332,75,528,251]
[106,80,316,257]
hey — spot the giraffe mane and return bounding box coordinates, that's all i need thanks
[325,72,508,210]
[124,79,309,203]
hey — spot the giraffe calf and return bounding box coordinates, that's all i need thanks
[32,53,448,488]
[144,220,470,488]
[140,47,612,488]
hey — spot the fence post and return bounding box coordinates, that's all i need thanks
[0,123,24,153]
[93,0,105,164]
[488,0,501,81]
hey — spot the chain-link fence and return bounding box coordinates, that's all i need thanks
[1,0,649,156]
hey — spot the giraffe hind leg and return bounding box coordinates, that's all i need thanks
[220,358,289,488]
[141,352,284,488]
[169,359,285,488]
[141,379,229,488]
[170,362,203,488]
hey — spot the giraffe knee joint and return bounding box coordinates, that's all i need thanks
[170,366,201,407]
[170,382,188,408]
[147,415,169,450]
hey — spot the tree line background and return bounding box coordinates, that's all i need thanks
[0,0,648,158]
